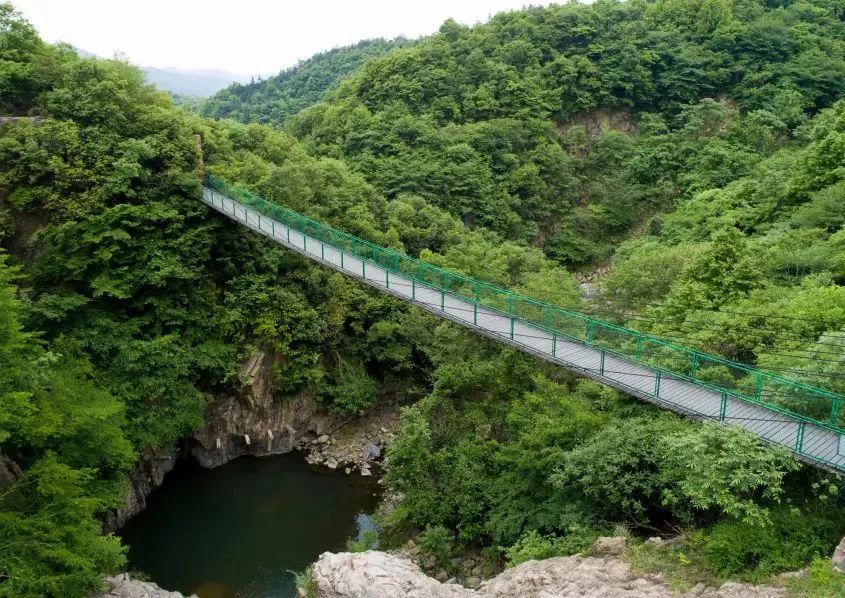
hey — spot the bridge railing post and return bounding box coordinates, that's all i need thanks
[654,370,662,398]
[754,372,764,402]
[689,352,699,377]
[795,421,805,454]
[552,332,557,358]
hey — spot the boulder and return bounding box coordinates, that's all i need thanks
[644,537,664,549]
[587,536,628,557]
[92,573,194,598]
[311,551,469,598]
[363,443,381,462]
[833,535,845,572]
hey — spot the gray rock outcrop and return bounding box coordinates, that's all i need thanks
[103,447,176,530]
[0,453,21,490]
[833,535,845,572]
[108,345,398,529]
[310,550,788,598]
[92,574,194,598]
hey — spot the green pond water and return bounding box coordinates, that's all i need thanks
[119,453,379,598]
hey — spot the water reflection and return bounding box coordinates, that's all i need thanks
[119,453,379,598]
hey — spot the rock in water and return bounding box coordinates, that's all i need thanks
[92,574,195,598]
[363,443,381,462]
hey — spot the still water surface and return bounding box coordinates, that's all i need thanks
[119,453,379,598]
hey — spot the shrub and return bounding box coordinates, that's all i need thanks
[698,508,841,581]
[418,525,455,571]
[504,526,600,567]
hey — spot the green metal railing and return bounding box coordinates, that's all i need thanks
[204,174,845,434]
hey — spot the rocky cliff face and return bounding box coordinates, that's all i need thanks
[0,453,21,489]
[310,549,788,598]
[108,345,398,529]
[104,447,177,530]
[187,346,330,468]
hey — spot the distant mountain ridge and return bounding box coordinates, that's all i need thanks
[142,66,254,97]
[200,38,408,125]
[73,47,254,96]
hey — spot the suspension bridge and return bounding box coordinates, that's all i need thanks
[201,175,845,475]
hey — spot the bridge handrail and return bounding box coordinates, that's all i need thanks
[203,173,844,432]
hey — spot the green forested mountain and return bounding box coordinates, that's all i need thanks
[199,38,407,125]
[1,0,845,595]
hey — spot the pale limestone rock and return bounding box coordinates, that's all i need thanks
[92,573,194,598]
[833,536,845,572]
[479,555,673,597]
[644,536,665,548]
[312,551,471,598]
[311,551,790,598]
[587,535,628,556]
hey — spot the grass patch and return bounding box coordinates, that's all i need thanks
[627,536,722,592]
[786,557,845,597]
[290,566,316,598]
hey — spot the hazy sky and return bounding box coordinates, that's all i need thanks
[13,0,557,76]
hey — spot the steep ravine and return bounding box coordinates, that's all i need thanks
[105,345,399,530]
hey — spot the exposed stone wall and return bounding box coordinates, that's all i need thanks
[0,453,21,489]
[104,447,176,530]
[108,345,398,529]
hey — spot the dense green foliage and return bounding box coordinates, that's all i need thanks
[286,0,845,267]
[2,0,845,594]
[200,38,406,125]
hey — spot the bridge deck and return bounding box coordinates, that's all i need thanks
[201,186,845,474]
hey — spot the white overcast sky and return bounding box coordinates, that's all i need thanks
[12,0,558,76]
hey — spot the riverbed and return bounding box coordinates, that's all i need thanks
[119,453,380,597]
